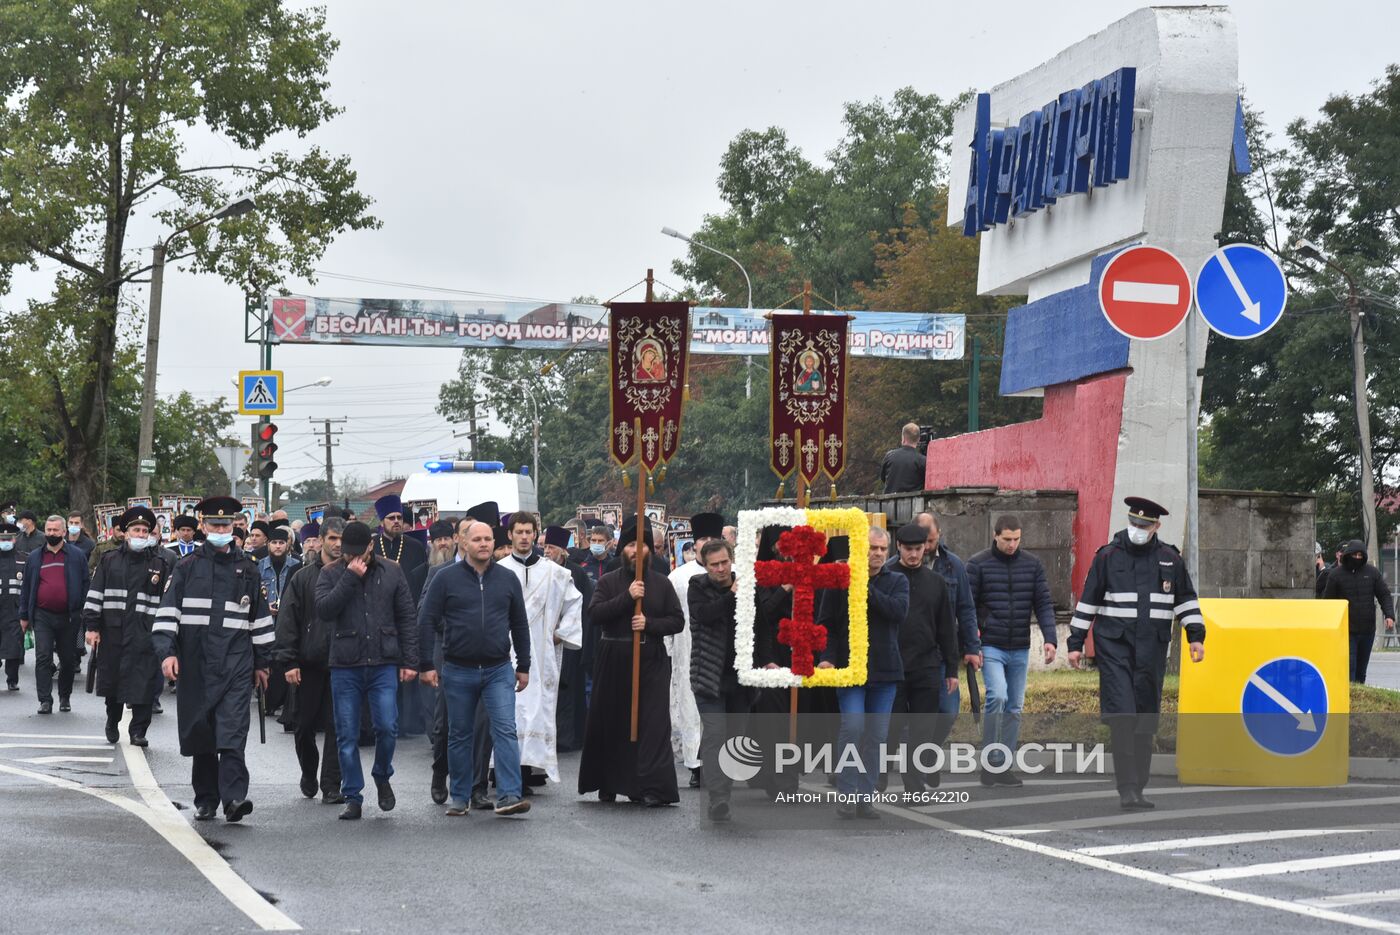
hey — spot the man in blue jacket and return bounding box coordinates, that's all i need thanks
[19,515,91,714]
[966,515,1057,787]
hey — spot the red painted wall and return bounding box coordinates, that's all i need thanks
[924,372,1127,596]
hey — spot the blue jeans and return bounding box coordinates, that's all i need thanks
[981,646,1028,768]
[835,681,898,796]
[441,661,521,804]
[939,661,960,715]
[331,665,400,804]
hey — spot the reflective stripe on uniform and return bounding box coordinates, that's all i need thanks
[182,597,213,609]
[1104,592,1137,602]
[1075,601,1100,615]
[179,614,210,626]
[251,630,275,645]
[1176,599,1201,614]
[1149,593,1174,604]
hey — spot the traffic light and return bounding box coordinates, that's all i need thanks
[253,420,279,479]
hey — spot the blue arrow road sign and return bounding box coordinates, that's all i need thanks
[1195,243,1288,339]
[1241,657,1328,756]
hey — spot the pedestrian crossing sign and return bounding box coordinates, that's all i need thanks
[238,370,284,415]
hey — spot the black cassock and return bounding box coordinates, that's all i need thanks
[579,563,684,803]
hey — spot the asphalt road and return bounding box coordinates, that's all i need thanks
[5,656,1400,935]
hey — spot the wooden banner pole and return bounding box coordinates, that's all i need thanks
[629,270,656,743]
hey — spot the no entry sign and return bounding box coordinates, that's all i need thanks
[1098,245,1193,340]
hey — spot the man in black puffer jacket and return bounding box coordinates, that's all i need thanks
[966,515,1057,787]
[1322,539,1395,683]
[274,516,345,804]
[688,539,757,822]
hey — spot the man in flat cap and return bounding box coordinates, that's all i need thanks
[152,496,273,822]
[1068,497,1205,810]
[84,506,174,746]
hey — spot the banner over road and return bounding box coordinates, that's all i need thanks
[264,296,964,360]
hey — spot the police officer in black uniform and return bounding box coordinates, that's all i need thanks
[83,506,175,746]
[1067,497,1206,810]
[151,496,273,823]
[0,522,27,690]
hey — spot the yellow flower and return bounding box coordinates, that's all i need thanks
[801,508,869,689]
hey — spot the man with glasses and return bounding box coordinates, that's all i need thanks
[370,495,428,602]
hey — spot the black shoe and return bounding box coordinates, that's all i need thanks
[59,697,70,712]
[339,800,362,820]
[1119,788,1150,810]
[430,770,448,805]
[707,800,731,822]
[836,802,857,819]
[299,775,318,799]
[128,734,148,748]
[194,804,218,821]
[376,780,395,812]
[979,769,996,787]
[225,799,253,823]
[1132,789,1155,809]
[104,721,119,743]
[597,791,616,803]
[689,766,702,788]
[471,791,494,811]
[995,771,1023,787]
[6,682,18,691]
[642,793,670,808]
[857,803,881,820]
[152,700,163,714]
[494,795,530,816]
[322,791,346,805]
[37,701,52,715]
[927,770,941,789]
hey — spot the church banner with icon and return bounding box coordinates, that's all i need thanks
[770,313,850,485]
[608,302,691,472]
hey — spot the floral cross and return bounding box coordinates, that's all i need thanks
[753,525,851,677]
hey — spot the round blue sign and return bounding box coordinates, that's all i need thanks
[1240,657,1328,756]
[1196,244,1288,339]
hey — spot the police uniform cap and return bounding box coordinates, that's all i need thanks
[195,496,243,521]
[118,506,158,531]
[1124,496,1169,527]
[0,522,18,536]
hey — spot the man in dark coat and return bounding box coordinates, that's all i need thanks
[0,523,26,690]
[879,423,927,494]
[579,516,684,806]
[1322,538,1395,684]
[152,496,273,823]
[83,507,174,746]
[1068,497,1206,809]
[19,514,91,714]
[274,517,346,803]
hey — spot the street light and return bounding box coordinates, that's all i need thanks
[286,376,334,393]
[135,197,257,496]
[1290,235,1380,565]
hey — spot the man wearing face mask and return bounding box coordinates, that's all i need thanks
[15,511,46,555]
[66,513,96,557]
[0,523,27,690]
[1322,539,1395,684]
[83,507,174,745]
[1068,497,1205,810]
[19,516,91,713]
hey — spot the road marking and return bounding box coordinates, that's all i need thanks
[115,713,301,931]
[0,742,114,751]
[0,732,108,741]
[1176,849,1400,883]
[876,801,1400,934]
[18,755,114,765]
[994,795,1400,833]
[1112,281,1181,305]
[913,783,1263,814]
[1077,828,1369,856]
[1248,672,1318,731]
[1301,890,1400,909]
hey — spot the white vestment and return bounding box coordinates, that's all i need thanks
[666,560,703,769]
[503,553,583,782]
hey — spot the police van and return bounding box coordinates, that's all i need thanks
[398,460,538,516]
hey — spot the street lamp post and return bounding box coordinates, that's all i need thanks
[1293,236,1380,566]
[135,197,256,496]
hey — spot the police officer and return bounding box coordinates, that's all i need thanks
[0,522,27,690]
[1067,497,1205,810]
[151,496,273,823]
[83,507,175,746]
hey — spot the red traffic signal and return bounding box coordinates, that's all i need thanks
[252,421,279,478]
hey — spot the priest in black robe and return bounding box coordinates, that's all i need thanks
[578,516,683,806]
[370,495,428,601]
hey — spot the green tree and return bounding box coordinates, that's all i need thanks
[0,1,378,513]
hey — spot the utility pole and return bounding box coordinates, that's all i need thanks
[467,394,479,460]
[311,418,345,498]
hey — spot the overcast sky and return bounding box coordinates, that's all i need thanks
[5,1,1397,494]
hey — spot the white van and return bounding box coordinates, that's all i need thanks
[398,461,538,517]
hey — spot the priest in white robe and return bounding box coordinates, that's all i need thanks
[666,512,725,788]
[501,514,582,784]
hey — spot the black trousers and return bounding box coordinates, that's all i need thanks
[294,665,341,795]
[192,749,249,811]
[431,686,490,793]
[1350,631,1375,684]
[32,608,78,703]
[889,670,946,792]
[697,688,754,805]
[4,658,19,686]
[105,696,153,738]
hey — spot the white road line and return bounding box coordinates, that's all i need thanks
[1113,280,1181,305]
[994,795,1400,833]
[115,712,301,931]
[0,732,108,740]
[18,755,114,765]
[876,801,1400,934]
[913,783,1264,814]
[1176,849,1400,883]
[1078,829,1370,857]
[0,742,114,751]
[1301,890,1400,909]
